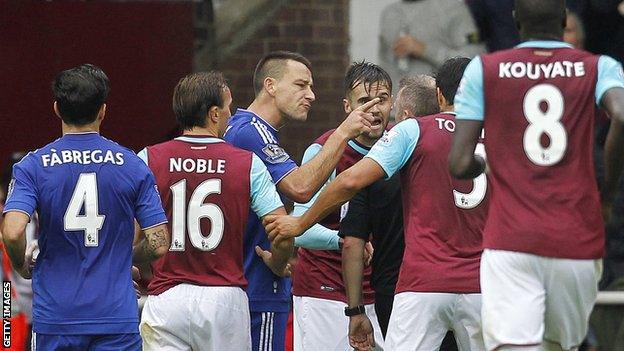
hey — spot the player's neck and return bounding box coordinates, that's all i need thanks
[440,105,454,113]
[62,122,100,135]
[521,32,563,43]
[355,134,377,148]
[183,126,219,138]
[247,99,283,130]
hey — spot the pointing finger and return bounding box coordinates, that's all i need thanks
[355,97,381,112]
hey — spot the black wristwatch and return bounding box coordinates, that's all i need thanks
[344,304,366,317]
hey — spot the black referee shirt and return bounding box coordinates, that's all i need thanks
[338,173,405,296]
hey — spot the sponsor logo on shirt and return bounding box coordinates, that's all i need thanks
[262,144,290,164]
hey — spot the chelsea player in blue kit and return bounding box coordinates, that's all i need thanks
[225,51,379,351]
[1,64,170,350]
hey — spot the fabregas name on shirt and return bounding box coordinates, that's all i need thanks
[41,149,124,167]
[169,158,226,174]
[498,61,586,80]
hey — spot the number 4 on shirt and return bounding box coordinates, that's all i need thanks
[63,173,106,247]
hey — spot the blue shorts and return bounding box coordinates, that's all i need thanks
[33,333,141,351]
[251,311,288,351]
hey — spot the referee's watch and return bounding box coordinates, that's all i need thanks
[344,305,365,317]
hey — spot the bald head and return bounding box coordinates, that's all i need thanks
[514,0,566,41]
[395,75,439,122]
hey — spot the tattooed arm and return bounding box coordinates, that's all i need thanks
[132,224,170,264]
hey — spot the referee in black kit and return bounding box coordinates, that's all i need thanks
[339,75,457,351]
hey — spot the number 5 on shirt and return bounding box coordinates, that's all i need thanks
[453,143,487,209]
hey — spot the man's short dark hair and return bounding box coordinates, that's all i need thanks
[515,0,566,38]
[52,64,109,126]
[398,75,439,117]
[344,61,392,98]
[253,51,312,96]
[173,71,228,130]
[435,57,471,105]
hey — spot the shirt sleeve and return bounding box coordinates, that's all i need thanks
[133,160,168,229]
[250,154,284,218]
[596,55,624,105]
[292,143,341,250]
[136,147,148,165]
[455,56,485,121]
[365,119,420,179]
[338,187,371,241]
[233,124,298,184]
[3,155,38,217]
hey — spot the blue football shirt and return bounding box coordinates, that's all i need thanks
[224,109,297,312]
[3,132,167,334]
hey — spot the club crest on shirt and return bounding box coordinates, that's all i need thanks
[262,144,290,164]
[379,129,399,145]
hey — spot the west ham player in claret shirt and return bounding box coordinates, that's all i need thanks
[265,57,488,351]
[137,72,292,351]
[290,62,391,351]
[449,0,624,350]
[2,64,170,350]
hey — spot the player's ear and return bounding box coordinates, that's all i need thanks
[264,77,277,97]
[436,87,446,109]
[209,105,220,124]
[98,104,107,122]
[342,98,352,114]
[53,101,62,119]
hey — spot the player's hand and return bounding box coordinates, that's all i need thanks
[337,98,381,139]
[132,266,144,299]
[263,214,304,240]
[393,35,426,58]
[17,240,39,279]
[363,242,374,267]
[348,314,375,351]
[255,246,292,277]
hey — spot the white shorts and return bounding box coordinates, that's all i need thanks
[481,249,601,350]
[140,284,251,351]
[385,292,483,350]
[293,296,385,351]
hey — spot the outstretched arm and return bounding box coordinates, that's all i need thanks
[265,159,385,238]
[278,98,380,203]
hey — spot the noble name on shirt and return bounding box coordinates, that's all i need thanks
[169,158,226,174]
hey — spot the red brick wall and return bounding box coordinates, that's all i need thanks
[220,0,350,162]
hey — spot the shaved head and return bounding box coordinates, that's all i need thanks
[515,0,566,40]
[253,51,311,96]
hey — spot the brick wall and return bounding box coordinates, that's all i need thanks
[218,0,350,162]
